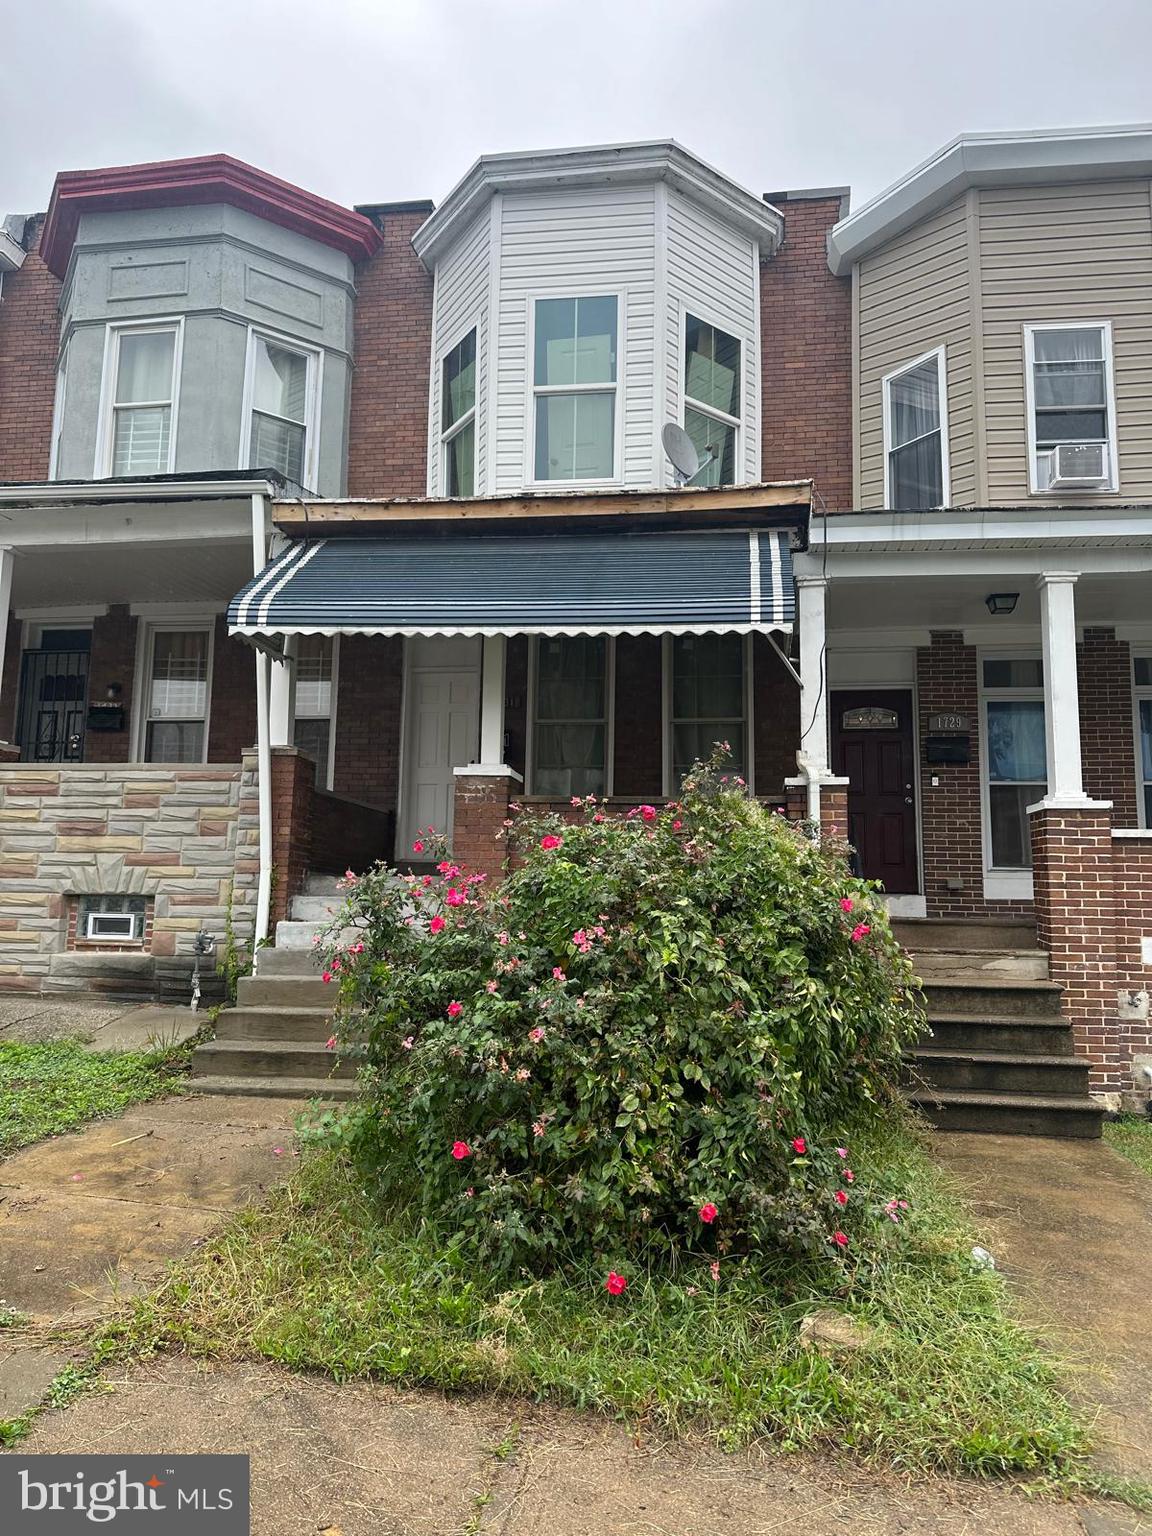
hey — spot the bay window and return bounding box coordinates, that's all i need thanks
[684,315,741,486]
[531,636,608,797]
[533,296,618,482]
[982,658,1046,869]
[142,626,211,763]
[100,322,181,477]
[441,328,476,497]
[1025,323,1115,492]
[669,633,747,785]
[245,332,317,485]
[883,347,947,510]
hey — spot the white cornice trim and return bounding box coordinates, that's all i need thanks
[0,477,280,508]
[412,140,784,270]
[828,123,1152,275]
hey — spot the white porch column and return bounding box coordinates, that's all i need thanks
[268,635,297,748]
[0,546,14,741]
[477,634,508,767]
[1035,571,1094,807]
[796,576,829,778]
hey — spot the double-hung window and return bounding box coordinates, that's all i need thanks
[684,315,741,486]
[1025,323,1115,491]
[246,332,317,485]
[531,637,608,797]
[441,328,476,496]
[293,635,336,789]
[101,322,181,477]
[669,634,747,785]
[533,296,618,482]
[982,658,1046,869]
[1136,656,1152,827]
[883,347,947,509]
[142,627,211,764]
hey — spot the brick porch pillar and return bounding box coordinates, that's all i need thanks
[783,772,850,842]
[452,768,521,882]
[269,745,314,928]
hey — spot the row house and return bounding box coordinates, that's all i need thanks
[0,128,1149,1127]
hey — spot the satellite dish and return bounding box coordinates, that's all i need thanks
[662,421,718,486]
[662,422,700,481]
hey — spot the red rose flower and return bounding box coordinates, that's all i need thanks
[412,839,425,854]
[791,1137,807,1155]
[540,833,563,850]
[451,1140,471,1160]
[605,1271,628,1295]
[447,1000,463,1018]
[698,1202,719,1224]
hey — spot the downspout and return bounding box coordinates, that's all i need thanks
[251,492,274,953]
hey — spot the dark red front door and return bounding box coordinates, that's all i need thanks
[831,689,918,895]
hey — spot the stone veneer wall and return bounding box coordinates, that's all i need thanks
[0,754,259,997]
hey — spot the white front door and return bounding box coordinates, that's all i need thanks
[399,637,481,854]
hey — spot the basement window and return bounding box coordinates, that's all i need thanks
[77,894,147,944]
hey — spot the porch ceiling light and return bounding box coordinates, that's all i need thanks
[985,592,1019,616]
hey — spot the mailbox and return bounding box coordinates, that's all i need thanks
[925,735,970,765]
[86,703,125,733]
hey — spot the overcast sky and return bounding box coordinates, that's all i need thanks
[3,0,1152,218]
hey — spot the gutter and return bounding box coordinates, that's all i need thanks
[0,476,282,509]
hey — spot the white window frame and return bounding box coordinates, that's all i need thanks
[131,618,215,765]
[48,333,70,481]
[978,651,1045,899]
[525,635,615,798]
[526,290,625,490]
[1135,654,1152,829]
[439,323,478,498]
[239,325,322,489]
[681,305,744,486]
[293,633,339,792]
[881,345,950,511]
[1023,321,1117,495]
[86,910,139,941]
[662,632,755,797]
[95,317,184,479]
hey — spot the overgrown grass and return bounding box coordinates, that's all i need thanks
[1104,1115,1152,1177]
[107,1109,1089,1477]
[0,1037,189,1158]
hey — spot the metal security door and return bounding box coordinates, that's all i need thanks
[17,648,90,762]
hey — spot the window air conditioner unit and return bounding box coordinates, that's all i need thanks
[87,911,138,940]
[1049,441,1108,488]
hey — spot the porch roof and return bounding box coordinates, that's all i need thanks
[228,527,795,640]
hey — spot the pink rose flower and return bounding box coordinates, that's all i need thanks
[791,1137,807,1155]
[698,1202,718,1224]
[447,1000,463,1018]
[321,971,333,984]
[446,887,466,907]
[834,1189,848,1206]
[485,979,499,994]
[832,1230,849,1248]
[325,1035,337,1051]
[451,1140,471,1160]
[839,897,854,912]
[850,923,871,943]
[429,915,446,934]
[552,966,566,981]
[412,839,425,854]
[540,833,563,850]
[710,1260,721,1282]
[529,1026,546,1043]
[605,1271,628,1296]
[401,1036,414,1050]
[836,1147,848,1158]
[639,804,657,821]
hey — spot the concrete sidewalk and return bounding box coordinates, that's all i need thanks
[0,995,202,1051]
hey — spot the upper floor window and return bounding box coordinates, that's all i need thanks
[441,329,476,497]
[883,347,947,510]
[533,295,618,483]
[1025,323,1116,493]
[244,331,318,485]
[530,635,608,797]
[684,315,741,487]
[99,321,182,477]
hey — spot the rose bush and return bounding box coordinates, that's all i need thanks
[320,751,922,1280]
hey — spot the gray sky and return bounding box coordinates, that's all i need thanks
[3,0,1152,218]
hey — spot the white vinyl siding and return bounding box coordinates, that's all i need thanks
[427,208,490,496]
[494,184,656,492]
[664,188,760,485]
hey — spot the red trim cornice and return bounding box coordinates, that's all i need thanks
[40,154,382,277]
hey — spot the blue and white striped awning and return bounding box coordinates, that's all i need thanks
[228,529,795,639]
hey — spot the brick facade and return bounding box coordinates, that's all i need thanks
[346,205,435,497]
[207,617,257,763]
[452,770,518,881]
[759,193,853,510]
[331,634,403,824]
[270,746,314,926]
[84,606,138,764]
[1079,627,1139,824]
[0,217,60,484]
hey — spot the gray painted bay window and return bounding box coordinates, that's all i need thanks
[684,315,741,487]
[533,296,617,482]
[103,323,180,476]
[670,633,746,784]
[883,347,946,510]
[248,334,312,483]
[531,635,607,796]
[441,329,477,497]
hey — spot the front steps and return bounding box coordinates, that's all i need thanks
[189,876,352,1100]
[898,919,1103,1139]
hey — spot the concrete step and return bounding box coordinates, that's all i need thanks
[188,1073,358,1102]
[920,976,1064,1018]
[191,1038,356,1081]
[236,973,332,1008]
[214,1006,335,1043]
[910,949,1049,981]
[304,874,344,896]
[906,1047,1091,1098]
[275,919,322,951]
[255,944,322,976]
[922,1012,1076,1056]
[906,1086,1103,1139]
[289,894,343,924]
[892,918,1038,952]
